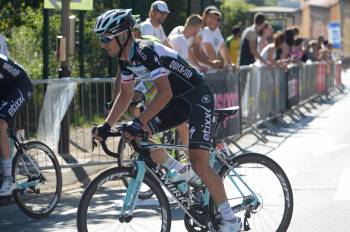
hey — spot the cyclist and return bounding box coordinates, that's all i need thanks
[93,9,241,231]
[0,54,33,196]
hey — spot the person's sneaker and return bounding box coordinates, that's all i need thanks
[0,177,16,196]
[219,217,242,232]
[168,165,199,183]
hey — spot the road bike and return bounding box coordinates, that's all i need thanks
[0,128,62,218]
[77,106,293,232]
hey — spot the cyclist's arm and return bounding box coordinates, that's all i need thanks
[137,75,172,125]
[112,68,121,101]
[105,79,134,126]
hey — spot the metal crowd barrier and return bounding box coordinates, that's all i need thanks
[15,61,343,167]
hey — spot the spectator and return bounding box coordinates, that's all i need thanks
[319,40,333,62]
[277,28,294,60]
[301,40,311,63]
[167,14,207,72]
[239,12,267,66]
[200,7,234,72]
[291,37,304,62]
[307,40,320,62]
[257,21,273,52]
[0,33,9,57]
[256,31,288,66]
[291,26,300,37]
[191,5,224,71]
[225,26,241,64]
[140,0,169,44]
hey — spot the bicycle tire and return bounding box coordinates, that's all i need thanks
[77,167,171,232]
[12,141,62,218]
[209,152,293,232]
[117,137,154,200]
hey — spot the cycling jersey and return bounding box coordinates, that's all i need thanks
[119,39,214,151]
[119,39,204,97]
[0,54,33,125]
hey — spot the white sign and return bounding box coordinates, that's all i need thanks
[328,22,341,49]
[44,0,93,11]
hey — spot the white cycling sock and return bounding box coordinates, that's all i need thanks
[162,155,184,172]
[1,159,12,177]
[218,201,235,221]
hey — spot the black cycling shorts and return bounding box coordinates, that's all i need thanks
[147,82,214,151]
[0,77,33,126]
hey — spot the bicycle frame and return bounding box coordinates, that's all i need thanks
[7,129,43,191]
[120,140,261,229]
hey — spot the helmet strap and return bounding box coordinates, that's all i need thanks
[116,29,132,58]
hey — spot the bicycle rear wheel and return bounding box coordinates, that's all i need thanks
[77,167,171,232]
[209,153,293,232]
[12,141,62,218]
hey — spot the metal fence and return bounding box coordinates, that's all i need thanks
[15,61,343,167]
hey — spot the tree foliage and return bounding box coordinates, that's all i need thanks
[220,0,253,37]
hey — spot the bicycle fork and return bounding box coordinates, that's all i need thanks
[119,161,146,222]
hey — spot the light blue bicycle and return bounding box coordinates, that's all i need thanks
[0,128,62,218]
[77,107,293,232]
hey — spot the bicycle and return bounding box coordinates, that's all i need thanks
[77,106,293,232]
[0,128,62,218]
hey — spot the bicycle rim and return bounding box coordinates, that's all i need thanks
[77,167,171,232]
[213,153,293,232]
[13,141,62,218]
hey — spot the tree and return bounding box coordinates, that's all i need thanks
[220,0,253,37]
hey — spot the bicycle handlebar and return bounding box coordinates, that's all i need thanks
[92,124,149,158]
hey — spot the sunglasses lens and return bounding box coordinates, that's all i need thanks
[100,37,112,44]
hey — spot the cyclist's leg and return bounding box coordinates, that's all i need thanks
[175,122,188,146]
[0,119,10,160]
[0,81,32,196]
[186,83,241,230]
[145,100,187,171]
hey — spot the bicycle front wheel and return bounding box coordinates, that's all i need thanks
[12,141,62,218]
[210,153,293,232]
[77,167,171,232]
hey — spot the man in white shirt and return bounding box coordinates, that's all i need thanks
[140,0,169,44]
[167,14,207,72]
[200,8,233,72]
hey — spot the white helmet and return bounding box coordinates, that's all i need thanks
[94,9,135,37]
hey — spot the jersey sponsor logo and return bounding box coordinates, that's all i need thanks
[136,46,147,61]
[150,68,166,79]
[196,104,212,142]
[3,62,20,77]
[154,116,162,124]
[189,126,196,140]
[201,95,211,104]
[154,55,160,65]
[168,60,193,79]
[127,65,151,80]
[8,90,25,116]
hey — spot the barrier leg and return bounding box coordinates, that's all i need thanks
[250,127,269,143]
[262,121,280,136]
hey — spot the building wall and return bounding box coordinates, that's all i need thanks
[342,0,350,56]
[301,5,311,37]
[330,3,340,21]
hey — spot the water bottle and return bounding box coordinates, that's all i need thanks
[167,169,189,195]
[209,149,221,172]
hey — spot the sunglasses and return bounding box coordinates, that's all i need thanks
[99,34,118,44]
